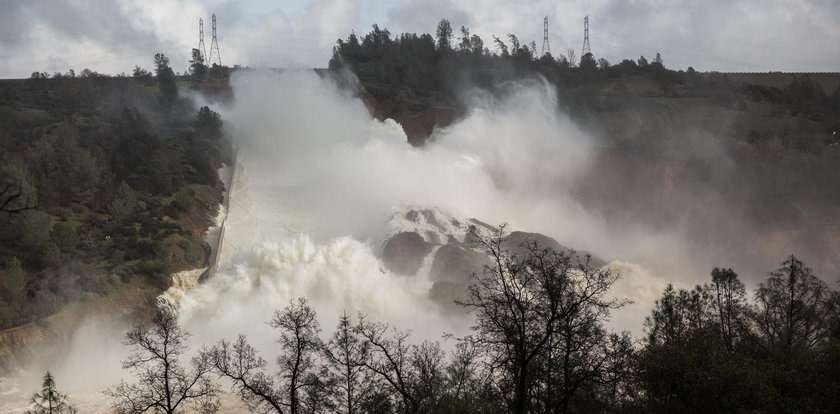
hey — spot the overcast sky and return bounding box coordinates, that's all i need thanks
[0,0,838,78]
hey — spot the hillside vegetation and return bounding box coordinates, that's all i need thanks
[0,56,232,331]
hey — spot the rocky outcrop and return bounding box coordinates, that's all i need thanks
[363,95,462,146]
[503,231,606,268]
[429,281,470,314]
[428,244,491,284]
[378,207,608,313]
[380,232,434,276]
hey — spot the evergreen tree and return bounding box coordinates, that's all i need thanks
[26,371,77,414]
[154,53,177,110]
[435,19,453,52]
[189,48,208,81]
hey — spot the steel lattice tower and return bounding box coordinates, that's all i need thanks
[208,14,222,66]
[198,18,207,62]
[541,16,551,56]
[581,15,591,57]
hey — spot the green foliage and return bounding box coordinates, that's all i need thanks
[0,154,38,215]
[0,257,24,294]
[638,255,840,414]
[194,106,223,140]
[580,52,597,72]
[109,181,137,223]
[435,19,453,51]
[16,210,52,250]
[154,53,178,110]
[41,242,62,268]
[180,237,204,266]
[171,187,196,215]
[753,255,833,353]
[0,56,229,330]
[50,222,79,256]
[189,48,208,81]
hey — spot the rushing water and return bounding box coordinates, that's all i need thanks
[1,69,672,412]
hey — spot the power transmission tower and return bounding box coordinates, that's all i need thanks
[541,16,550,56]
[198,18,207,62]
[208,14,222,67]
[581,15,591,57]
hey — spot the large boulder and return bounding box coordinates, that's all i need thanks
[429,281,469,314]
[380,231,434,276]
[502,231,566,254]
[502,231,606,268]
[428,244,491,284]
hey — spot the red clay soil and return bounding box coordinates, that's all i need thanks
[363,95,462,145]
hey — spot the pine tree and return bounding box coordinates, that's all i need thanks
[26,371,77,414]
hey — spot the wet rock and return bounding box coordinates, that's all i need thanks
[502,231,606,268]
[429,244,491,284]
[429,281,469,314]
[380,231,434,276]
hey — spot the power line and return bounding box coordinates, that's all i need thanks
[2,17,836,78]
[582,16,591,57]
[208,14,222,66]
[542,16,550,56]
[198,18,207,62]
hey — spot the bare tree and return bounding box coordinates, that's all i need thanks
[108,312,220,414]
[458,225,623,414]
[270,297,329,413]
[354,317,483,413]
[443,341,495,410]
[565,49,577,67]
[209,298,328,414]
[209,335,285,413]
[356,317,420,413]
[26,371,77,414]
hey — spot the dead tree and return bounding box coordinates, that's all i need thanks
[458,225,623,414]
[108,312,220,414]
[209,298,327,414]
[356,318,419,413]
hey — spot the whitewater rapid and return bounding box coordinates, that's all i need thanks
[1,69,675,413]
[174,69,672,348]
[176,147,471,352]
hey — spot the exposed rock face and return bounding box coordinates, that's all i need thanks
[502,231,606,268]
[503,231,566,255]
[378,207,608,313]
[429,281,470,314]
[362,95,462,146]
[429,244,491,284]
[380,231,434,275]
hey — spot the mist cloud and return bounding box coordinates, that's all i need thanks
[169,69,681,356]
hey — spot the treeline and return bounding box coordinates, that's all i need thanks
[0,54,231,330]
[36,228,839,414]
[330,20,840,118]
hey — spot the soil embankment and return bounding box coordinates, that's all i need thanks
[363,95,462,145]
